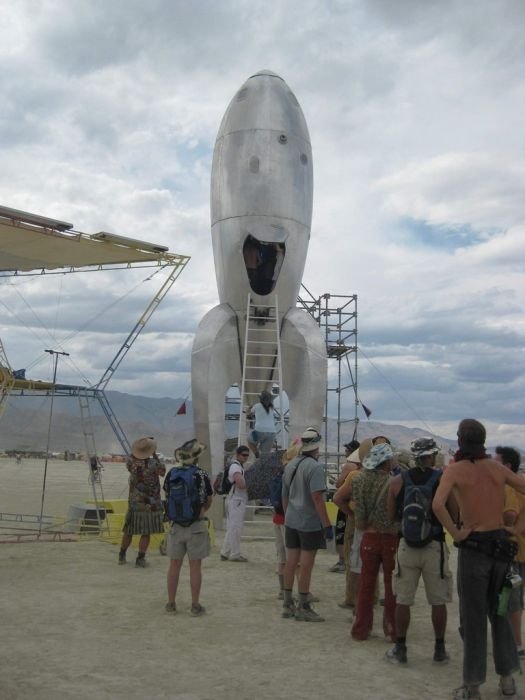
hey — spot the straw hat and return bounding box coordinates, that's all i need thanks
[131,437,157,460]
[348,437,373,464]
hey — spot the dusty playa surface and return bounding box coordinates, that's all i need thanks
[0,458,516,700]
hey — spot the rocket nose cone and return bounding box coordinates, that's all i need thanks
[249,69,283,80]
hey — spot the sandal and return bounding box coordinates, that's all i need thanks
[499,677,517,699]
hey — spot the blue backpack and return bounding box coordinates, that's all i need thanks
[269,472,284,514]
[270,456,306,515]
[166,466,200,525]
[400,469,441,547]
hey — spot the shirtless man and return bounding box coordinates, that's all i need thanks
[432,419,525,700]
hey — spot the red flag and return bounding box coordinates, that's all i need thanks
[176,401,186,416]
[361,402,372,419]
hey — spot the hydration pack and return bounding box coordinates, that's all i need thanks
[401,469,441,547]
[166,466,200,524]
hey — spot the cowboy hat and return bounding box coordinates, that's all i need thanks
[174,438,207,465]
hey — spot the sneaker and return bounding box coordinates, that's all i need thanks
[433,647,450,665]
[337,602,355,609]
[295,605,325,622]
[518,648,525,660]
[499,677,517,699]
[385,644,407,665]
[135,556,148,568]
[220,554,229,561]
[282,602,296,619]
[229,555,248,562]
[306,593,320,603]
[329,560,346,573]
[165,602,177,614]
[118,552,126,565]
[190,603,206,617]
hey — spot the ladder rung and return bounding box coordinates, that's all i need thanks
[245,366,279,370]
[247,340,277,345]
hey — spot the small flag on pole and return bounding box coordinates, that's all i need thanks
[361,402,372,419]
[176,401,187,416]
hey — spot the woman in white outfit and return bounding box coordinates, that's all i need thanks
[220,445,250,562]
[247,390,276,457]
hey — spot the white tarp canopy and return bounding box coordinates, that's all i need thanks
[0,205,186,273]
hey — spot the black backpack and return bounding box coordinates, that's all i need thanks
[400,469,441,547]
[166,466,200,524]
[213,463,234,496]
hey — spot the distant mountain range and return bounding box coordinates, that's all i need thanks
[0,389,461,457]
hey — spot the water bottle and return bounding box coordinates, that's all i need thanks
[497,581,512,616]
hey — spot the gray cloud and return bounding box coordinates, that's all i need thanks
[0,0,523,443]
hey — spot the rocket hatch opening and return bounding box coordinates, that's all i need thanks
[243,234,285,295]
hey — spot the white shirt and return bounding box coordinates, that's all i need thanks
[251,402,276,433]
[228,460,248,501]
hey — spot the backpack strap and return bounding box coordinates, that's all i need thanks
[286,456,307,498]
[229,459,243,496]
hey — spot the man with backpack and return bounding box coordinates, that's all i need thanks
[164,439,212,617]
[386,437,455,665]
[219,445,251,562]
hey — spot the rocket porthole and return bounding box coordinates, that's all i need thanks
[300,154,308,165]
[249,156,260,173]
[278,134,287,144]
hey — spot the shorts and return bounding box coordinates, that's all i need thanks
[274,523,286,564]
[167,519,210,561]
[394,539,453,606]
[285,526,326,551]
[508,562,525,614]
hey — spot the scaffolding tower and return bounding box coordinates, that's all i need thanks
[298,286,358,468]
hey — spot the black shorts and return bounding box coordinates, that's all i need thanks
[285,526,326,551]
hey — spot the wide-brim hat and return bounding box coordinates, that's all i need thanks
[131,437,157,460]
[362,443,394,471]
[174,438,207,465]
[300,427,322,453]
[348,437,373,464]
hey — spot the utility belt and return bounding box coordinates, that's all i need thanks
[455,530,517,563]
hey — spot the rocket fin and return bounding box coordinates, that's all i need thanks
[191,303,242,474]
[281,308,327,440]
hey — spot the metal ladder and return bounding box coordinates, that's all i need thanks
[78,390,108,533]
[237,295,286,447]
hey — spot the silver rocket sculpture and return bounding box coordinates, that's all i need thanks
[191,69,327,472]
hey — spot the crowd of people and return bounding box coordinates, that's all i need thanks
[117,418,524,700]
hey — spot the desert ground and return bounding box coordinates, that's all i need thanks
[0,458,519,700]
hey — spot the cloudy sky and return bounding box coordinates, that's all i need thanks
[0,0,523,444]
